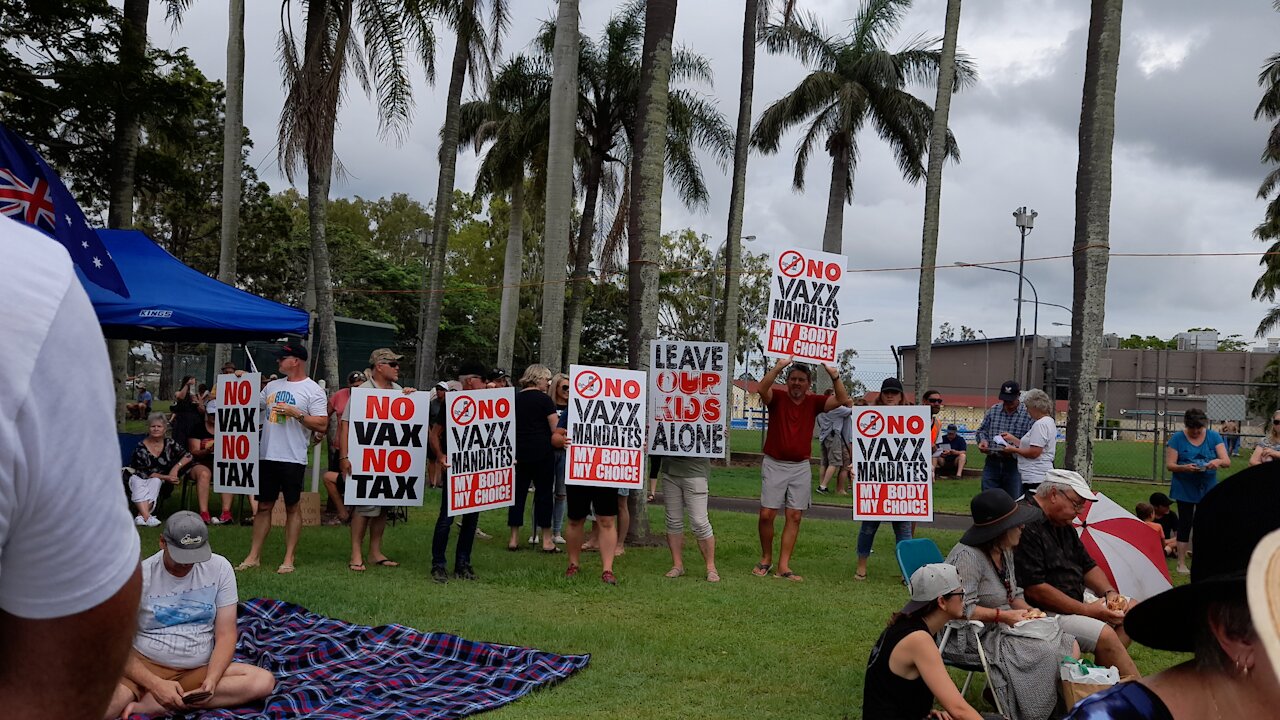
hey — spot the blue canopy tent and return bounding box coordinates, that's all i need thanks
[79,229,309,343]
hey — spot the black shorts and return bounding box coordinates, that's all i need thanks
[328,447,341,473]
[566,484,620,521]
[257,459,305,506]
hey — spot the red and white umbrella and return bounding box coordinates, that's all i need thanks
[1073,493,1173,602]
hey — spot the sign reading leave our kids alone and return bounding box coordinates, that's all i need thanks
[567,365,647,489]
[648,340,729,459]
[344,388,430,507]
[214,372,260,495]
[445,387,516,516]
[851,406,934,522]
[766,247,850,363]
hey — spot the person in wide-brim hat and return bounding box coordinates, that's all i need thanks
[959,488,1042,546]
[1065,463,1280,719]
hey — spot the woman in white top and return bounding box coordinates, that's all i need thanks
[1250,409,1280,465]
[999,389,1057,498]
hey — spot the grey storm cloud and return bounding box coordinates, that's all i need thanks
[149,0,1280,373]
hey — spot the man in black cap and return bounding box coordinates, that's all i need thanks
[484,367,510,388]
[103,512,275,717]
[934,424,968,479]
[975,380,1033,499]
[1149,492,1179,557]
[429,361,489,583]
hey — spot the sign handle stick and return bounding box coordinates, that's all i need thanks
[311,442,321,493]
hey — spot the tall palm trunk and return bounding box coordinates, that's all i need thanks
[107,0,150,428]
[1066,0,1123,480]
[216,0,246,370]
[497,180,524,371]
[721,0,762,382]
[418,0,473,385]
[540,0,580,372]
[912,0,962,397]
[308,168,339,386]
[627,0,679,542]
[563,153,604,367]
[821,150,849,254]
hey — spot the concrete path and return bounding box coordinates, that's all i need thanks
[655,493,971,532]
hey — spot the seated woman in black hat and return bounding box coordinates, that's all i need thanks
[945,489,1079,719]
[1066,463,1280,718]
[862,563,990,720]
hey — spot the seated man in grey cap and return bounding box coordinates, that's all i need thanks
[1014,469,1140,679]
[103,512,274,717]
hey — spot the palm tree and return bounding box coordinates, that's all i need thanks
[458,55,551,372]
[1064,0,1124,479]
[417,0,508,385]
[278,0,437,389]
[215,0,246,371]
[751,0,974,254]
[544,2,731,367]
[1250,1,1280,336]
[912,0,964,398]
[539,0,579,373]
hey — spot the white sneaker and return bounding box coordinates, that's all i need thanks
[528,533,537,544]
[474,528,492,540]
[553,535,566,545]
[145,516,161,527]
[135,515,146,526]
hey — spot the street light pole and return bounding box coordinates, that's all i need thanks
[955,261,1040,387]
[1012,207,1037,388]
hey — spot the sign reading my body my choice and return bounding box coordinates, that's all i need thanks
[214,372,260,495]
[445,387,516,516]
[344,388,430,506]
[648,340,729,458]
[766,247,850,364]
[851,406,933,522]
[567,365,647,488]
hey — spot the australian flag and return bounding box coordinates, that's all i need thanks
[0,122,129,297]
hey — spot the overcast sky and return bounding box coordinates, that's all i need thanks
[150,0,1280,374]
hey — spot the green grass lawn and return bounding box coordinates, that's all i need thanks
[140,488,1186,719]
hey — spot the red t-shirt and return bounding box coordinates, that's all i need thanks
[763,391,829,461]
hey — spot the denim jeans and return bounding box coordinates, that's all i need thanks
[981,454,1021,500]
[431,483,477,569]
[552,449,567,536]
[856,520,912,558]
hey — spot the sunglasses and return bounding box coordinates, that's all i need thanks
[380,361,400,368]
[927,398,943,404]
[1272,418,1280,425]
[559,385,569,392]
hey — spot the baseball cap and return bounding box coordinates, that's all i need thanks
[369,348,403,366]
[902,563,964,614]
[945,423,958,433]
[880,377,904,394]
[1044,468,1098,502]
[347,371,366,385]
[1149,492,1173,508]
[434,381,449,391]
[457,360,487,379]
[275,343,308,361]
[162,511,212,564]
[205,398,218,414]
[485,367,508,382]
[998,380,1020,402]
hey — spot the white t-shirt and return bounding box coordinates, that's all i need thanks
[134,550,237,669]
[0,218,140,619]
[260,376,327,464]
[1017,415,1058,487]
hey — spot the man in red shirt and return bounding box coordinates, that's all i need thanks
[752,357,849,581]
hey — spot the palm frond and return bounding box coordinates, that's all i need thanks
[849,0,911,56]
[760,13,837,71]
[1257,305,1280,338]
[791,102,841,192]
[750,70,844,152]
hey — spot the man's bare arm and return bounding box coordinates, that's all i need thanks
[758,357,788,406]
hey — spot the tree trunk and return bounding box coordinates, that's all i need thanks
[1066,0,1123,481]
[721,0,761,385]
[307,167,339,388]
[627,0,679,542]
[107,0,150,429]
[563,154,604,368]
[539,0,580,373]
[821,151,849,254]
[215,0,246,370]
[912,0,962,398]
[497,180,524,372]
[418,0,472,385]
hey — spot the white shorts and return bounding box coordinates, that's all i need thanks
[1052,613,1107,653]
[760,456,812,511]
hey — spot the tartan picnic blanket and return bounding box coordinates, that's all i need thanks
[138,598,589,719]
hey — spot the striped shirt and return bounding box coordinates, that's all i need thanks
[976,402,1033,445]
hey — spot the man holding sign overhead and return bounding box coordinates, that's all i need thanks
[753,357,849,582]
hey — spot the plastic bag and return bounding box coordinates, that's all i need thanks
[1059,656,1120,707]
[1005,616,1061,641]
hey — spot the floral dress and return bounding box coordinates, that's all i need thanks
[130,437,191,477]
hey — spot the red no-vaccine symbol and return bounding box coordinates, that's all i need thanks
[450,396,477,426]
[857,410,886,438]
[575,370,603,399]
[778,250,805,278]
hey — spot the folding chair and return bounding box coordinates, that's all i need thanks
[895,538,1005,718]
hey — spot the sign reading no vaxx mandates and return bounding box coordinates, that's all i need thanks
[344,389,430,506]
[214,372,260,495]
[766,247,850,364]
[648,340,728,458]
[851,406,933,522]
[445,387,515,516]
[567,365,647,488]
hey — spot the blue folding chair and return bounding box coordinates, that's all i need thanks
[895,538,1005,717]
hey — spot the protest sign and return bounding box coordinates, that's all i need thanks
[214,372,260,495]
[445,387,516,516]
[851,406,933,522]
[344,388,430,507]
[567,365,646,488]
[765,247,850,363]
[648,340,728,458]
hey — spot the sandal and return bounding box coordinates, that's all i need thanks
[349,563,366,572]
[775,570,804,582]
[751,562,772,577]
[664,567,686,578]
[706,570,721,583]
[276,564,295,574]
[853,572,868,581]
[541,546,563,554]
[234,560,260,571]
[372,558,399,567]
